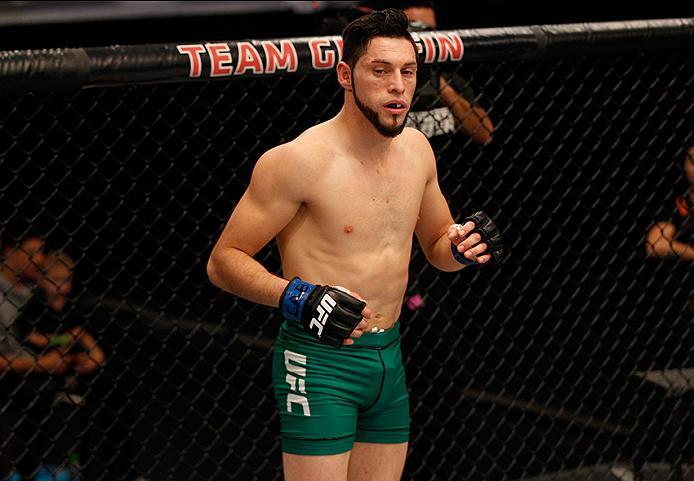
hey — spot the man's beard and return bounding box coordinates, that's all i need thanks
[352,79,406,138]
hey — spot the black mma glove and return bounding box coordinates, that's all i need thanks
[451,211,505,265]
[280,277,366,348]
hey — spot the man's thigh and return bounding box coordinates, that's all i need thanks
[348,442,408,481]
[273,324,381,455]
[283,451,351,481]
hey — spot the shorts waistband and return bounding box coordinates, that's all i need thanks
[280,319,400,349]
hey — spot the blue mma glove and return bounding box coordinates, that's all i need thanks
[280,277,366,348]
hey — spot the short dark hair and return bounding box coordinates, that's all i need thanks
[342,8,416,69]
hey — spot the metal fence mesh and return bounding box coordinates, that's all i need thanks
[1,44,693,481]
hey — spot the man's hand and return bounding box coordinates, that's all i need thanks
[66,327,106,374]
[449,211,505,265]
[281,277,371,348]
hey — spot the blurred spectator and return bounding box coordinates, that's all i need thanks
[1,242,105,481]
[400,1,495,144]
[646,144,694,262]
[27,250,105,374]
[0,230,63,373]
[645,143,694,322]
[0,228,54,480]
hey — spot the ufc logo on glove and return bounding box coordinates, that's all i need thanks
[309,293,337,337]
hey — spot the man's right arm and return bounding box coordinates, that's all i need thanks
[207,144,308,307]
[0,351,70,373]
[207,145,369,346]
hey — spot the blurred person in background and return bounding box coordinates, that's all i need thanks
[1,237,105,480]
[0,224,61,480]
[398,0,495,144]
[646,144,694,263]
[26,250,105,374]
[645,143,694,322]
[0,227,62,374]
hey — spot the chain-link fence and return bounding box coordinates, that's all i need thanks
[1,19,693,481]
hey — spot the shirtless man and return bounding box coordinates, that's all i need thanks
[207,8,504,481]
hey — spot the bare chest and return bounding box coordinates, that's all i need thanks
[307,163,426,243]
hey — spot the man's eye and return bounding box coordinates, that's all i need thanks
[374,69,386,74]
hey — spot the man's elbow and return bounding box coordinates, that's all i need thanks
[645,239,674,258]
[465,118,493,145]
[645,222,676,258]
[645,235,662,257]
[206,251,224,288]
[473,128,493,145]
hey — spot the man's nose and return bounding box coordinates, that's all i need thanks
[389,72,405,93]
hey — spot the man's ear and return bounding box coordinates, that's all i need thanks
[337,61,353,91]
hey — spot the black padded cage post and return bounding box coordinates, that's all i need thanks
[0,18,693,481]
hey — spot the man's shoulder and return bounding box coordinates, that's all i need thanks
[252,125,335,190]
[257,135,324,169]
[295,123,337,155]
[398,127,435,157]
[265,124,334,163]
[393,128,437,180]
[401,125,431,142]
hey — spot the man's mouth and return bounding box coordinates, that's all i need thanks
[383,101,408,114]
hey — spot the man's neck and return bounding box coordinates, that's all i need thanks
[335,100,396,161]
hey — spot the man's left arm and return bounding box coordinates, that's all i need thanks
[413,138,501,271]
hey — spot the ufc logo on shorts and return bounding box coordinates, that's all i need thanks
[284,350,310,416]
[308,293,337,338]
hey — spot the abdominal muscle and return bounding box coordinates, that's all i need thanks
[278,227,413,331]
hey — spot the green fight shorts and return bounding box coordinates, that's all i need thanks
[272,319,409,455]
